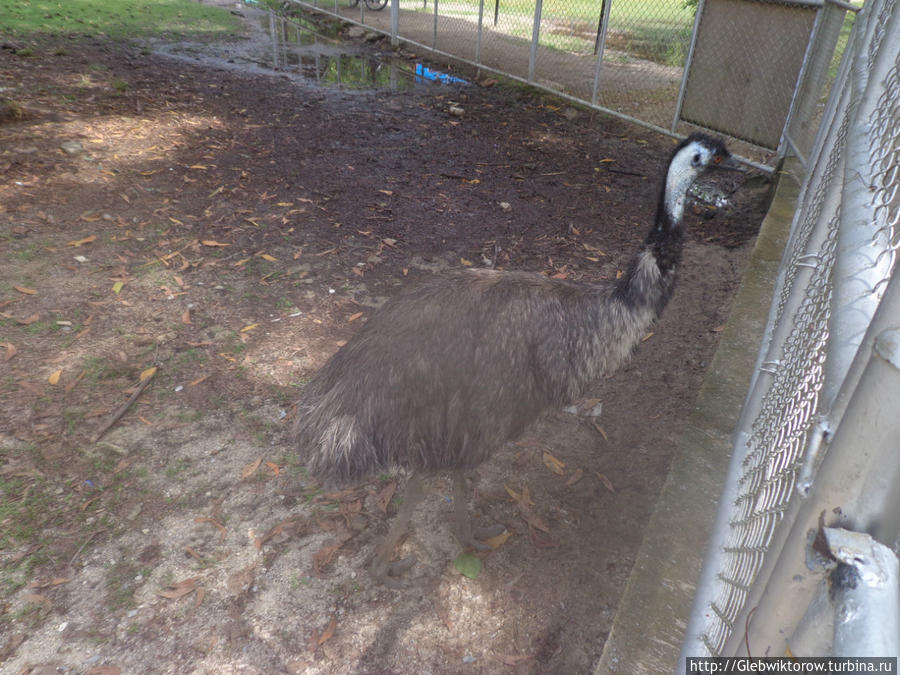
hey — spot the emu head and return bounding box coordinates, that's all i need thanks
[662,133,732,226]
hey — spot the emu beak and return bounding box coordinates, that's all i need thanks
[711,154,745,173]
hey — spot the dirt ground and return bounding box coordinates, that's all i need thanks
[0,7,769,674]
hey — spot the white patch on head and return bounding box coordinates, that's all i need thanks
[664,140,716,224]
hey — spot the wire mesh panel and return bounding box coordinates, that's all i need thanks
[597,0,693,128]
[681,0,900,662]
[677,0,817,149]
[284,0,844,166]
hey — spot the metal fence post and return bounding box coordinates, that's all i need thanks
[671,0,705,133]
[590,0,612,106]
[528,0,543,83]
[391,0,399,47]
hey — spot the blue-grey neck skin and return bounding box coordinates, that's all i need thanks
[616,135,729,311]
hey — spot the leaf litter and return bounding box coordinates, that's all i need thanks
[0,18,767,675]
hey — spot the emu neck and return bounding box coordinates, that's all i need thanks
[612,164,691,313]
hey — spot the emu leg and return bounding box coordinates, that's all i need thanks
[452,471,506,550]
[369,473,423,587]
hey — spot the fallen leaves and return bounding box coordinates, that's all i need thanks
[195,516,227,542]
[67,234,97,247]
[308,616,337,653]
[14,285,37,295]
[241,457,263,479]
[2,341,16,361]
[374,481,396,514]
[542,451,565,475]
[158,577,201,599]
[16,313,40,325]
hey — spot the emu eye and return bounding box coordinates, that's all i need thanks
[713,155,722,164]
[692,153,702,166]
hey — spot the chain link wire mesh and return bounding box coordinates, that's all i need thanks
[280,0,843,159]
[682,0,900,658]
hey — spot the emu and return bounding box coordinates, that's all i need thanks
[293,133,732,585]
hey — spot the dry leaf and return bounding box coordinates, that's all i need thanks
[482,530,512,549]
[67,235,97,247]
[374,481,396,514]
[319,616,337,645]
[88,667,122,675]
[241,323,258,333]
[242,457,263,479]
[542,451,566,475]
[460,257,473,267]
[195,516,227,541]
[201,240,230,247]
[14,285,37,295]
[495,653,534,666]
[348,311,363,322]
[596,472,615,492]
[265,461,280,476]
[313,541,344,574]
[140,367,157,381]
[17,313,40,325]
[2,342,16,361]
[508,486,550,533]
[260,253,278,262]
[182,309,192,324]
[565,468,584,486]
[158,577,199,599]
[48,370,62,385]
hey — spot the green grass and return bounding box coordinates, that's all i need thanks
[398,0,695,66]
[0,0,242,38]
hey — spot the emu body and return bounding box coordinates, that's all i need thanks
[292,133,731,582]
[297,264,662,484]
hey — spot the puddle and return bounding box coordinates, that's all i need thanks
[155,6,469,93]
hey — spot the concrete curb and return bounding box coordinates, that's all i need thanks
[595,159,803,674]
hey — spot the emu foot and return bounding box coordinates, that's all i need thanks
[370,553,418,589]
[455,522,507,551]
[368,473,423,589]
[452,471,506,551]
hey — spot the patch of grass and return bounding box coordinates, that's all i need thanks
[0,469,58,595]
[105,557,143,610]
[0,0,242,39]
[110,77,129,92]
[164,458,192,479]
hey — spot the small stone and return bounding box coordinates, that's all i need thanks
[60,140,83,155]
[499,201,512,212]
[449,106,464,117]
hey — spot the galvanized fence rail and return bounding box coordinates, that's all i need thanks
[278,0,856,169]
[680,0,900,662]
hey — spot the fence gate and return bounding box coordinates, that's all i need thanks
[674,0,818,150]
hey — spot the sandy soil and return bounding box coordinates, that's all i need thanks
[0,8,768,674]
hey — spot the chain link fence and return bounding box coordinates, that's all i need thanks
[279,0,854,166]
[680,0,900,661]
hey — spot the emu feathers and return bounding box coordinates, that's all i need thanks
[293,133,731,487]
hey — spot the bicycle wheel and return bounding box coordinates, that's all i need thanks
[364,0,388,10]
